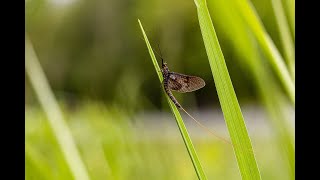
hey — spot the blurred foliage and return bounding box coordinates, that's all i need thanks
[26,0,294,179]
[26,102,290,180]
[24,0,287,110]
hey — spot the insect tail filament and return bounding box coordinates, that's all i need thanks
[180,106,255,155]
[180,107,231,145]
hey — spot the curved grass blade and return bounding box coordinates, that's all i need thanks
[26,37,90,180]
[138,19,207,180]
[233,0,295,104]
[271,0,295,79]
[193,0,261,179]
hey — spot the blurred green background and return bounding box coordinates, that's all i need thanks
[25,0,295,179]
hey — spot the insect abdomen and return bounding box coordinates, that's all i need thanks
[163,76,182,109]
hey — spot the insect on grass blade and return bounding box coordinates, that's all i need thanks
[156,48,230,144]
[159,50,205,108]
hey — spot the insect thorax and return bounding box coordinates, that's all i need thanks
[161,63,170,78]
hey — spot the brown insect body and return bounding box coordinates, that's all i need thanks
[161,60,205,109]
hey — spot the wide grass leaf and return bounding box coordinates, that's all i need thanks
[193,0,261,179]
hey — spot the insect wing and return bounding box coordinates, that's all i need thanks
[168,72,205,93]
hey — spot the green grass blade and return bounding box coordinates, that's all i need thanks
[25,37,90,180]
[138,19,207,180]
[193,0,261,179]
[206,0,295,178]
[233,0,295,104]
[282,0,295,40]
[271,0,295,79]
[26,143,53,180]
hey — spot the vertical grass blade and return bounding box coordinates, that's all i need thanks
[233,0,295,104]
[138,19,207,180]
[282,0,295,40]
[25,37,90,180]
[271,0,295,79]
[193,0,261,179]
[206,0,295,178]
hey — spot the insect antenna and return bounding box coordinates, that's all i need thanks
[154,44,163,67]
[157,44,164,66]
[138,35,164,66]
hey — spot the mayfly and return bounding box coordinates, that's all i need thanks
[161,59,205,109]
[156,47,230,144]
[156,45,205,107]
